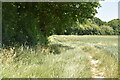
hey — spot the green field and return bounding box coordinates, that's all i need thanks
[0,35,118,78]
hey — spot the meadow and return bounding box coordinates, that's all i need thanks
[0,35,118,78]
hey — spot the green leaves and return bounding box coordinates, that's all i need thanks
[2,2,100,46]
[63,18,116,35]
[108,19,120,35]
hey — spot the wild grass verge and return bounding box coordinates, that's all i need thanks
[0,35,118,78]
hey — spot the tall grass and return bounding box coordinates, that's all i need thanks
[0,35,118,78]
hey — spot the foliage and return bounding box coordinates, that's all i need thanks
[99,25,114,35]
[63,17,120,35]
[90,17,107,26]
[108,19,120,35]
[2,2,100,46]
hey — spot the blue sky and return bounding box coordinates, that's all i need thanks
[95,0,119,22]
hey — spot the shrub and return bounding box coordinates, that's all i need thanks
[99,25,114,35]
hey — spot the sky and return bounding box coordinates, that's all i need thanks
[95,0,119,22]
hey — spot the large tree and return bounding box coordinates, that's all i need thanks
[2,2,100,46]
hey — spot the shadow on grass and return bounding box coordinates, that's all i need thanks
[49,44,74,54]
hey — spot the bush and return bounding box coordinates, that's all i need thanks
[99,25,114,35]
[63,21,114,35]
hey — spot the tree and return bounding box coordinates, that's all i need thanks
[89,17,107,26]
[108,19,120,35]
[2,2,100,46]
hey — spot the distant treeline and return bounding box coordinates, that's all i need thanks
[56,17,120,35]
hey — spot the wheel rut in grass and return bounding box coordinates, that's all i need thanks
[88,55,105,78]
[82,45,106,78]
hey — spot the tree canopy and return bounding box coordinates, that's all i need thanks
[90,17,107,26]
[2,2,100,46]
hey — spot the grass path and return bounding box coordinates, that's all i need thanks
[49,35,118,78]
[1,35,118,78]
[88,55,105,78]
[57,39,106,78]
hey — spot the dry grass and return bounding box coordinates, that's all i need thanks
[0,35,118,78]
